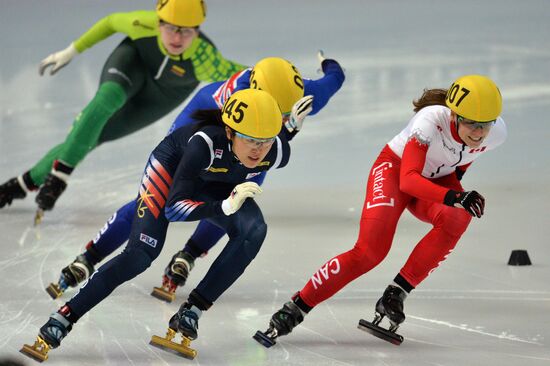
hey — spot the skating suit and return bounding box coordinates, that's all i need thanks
[298,105,507,307]
[67,122,293,316]
[86,59,345,261]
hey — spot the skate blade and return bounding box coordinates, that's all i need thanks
[151,286,175,303]
[358,319,403,345]
[34,209,44,226]
[20,336,51,362]
[150,331,197,359]
[253,330,275,348]
[45,283,63,299]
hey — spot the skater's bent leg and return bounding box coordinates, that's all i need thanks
[184,220,226,257]
[29,144,65,186]
[83,200,137,265]
[182,172,267,258]
[57,82,127,167]
[192,199,267,304]
[400,201,472,287]
[66,208,168,319]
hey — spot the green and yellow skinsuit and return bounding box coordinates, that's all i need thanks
[28,10,246,186]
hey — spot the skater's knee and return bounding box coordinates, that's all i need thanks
[242,222,267,260]
[435,207,472,236]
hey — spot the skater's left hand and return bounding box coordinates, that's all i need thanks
[444,190,485,218]
[39,43,78,76]
[285,95,314,133]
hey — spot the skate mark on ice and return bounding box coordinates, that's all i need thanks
[408,315,542,345]
[280,341,356,366]
[113,339,137,366]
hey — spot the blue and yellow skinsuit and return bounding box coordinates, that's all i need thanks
[24,10,245,187]
[78,58,345,267]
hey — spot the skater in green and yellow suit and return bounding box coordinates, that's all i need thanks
[0,0,246,217]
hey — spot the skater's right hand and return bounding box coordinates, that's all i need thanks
[39,43,78,76]
[444,190,485,218]
[221,182,262,215]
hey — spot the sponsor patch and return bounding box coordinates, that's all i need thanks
[170,65,186,77]
[246,172,261,179]
[140,233,158,248]
[215,149,223,159]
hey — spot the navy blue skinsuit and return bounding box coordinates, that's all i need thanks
[82,59,345,264]
[66,122,292,318]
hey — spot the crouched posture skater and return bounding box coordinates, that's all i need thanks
[45,53,344,302]
[20,89,298,361]
[255,75,507,347]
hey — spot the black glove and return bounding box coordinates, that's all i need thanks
[444,190,485,218]
[36,174,67,210]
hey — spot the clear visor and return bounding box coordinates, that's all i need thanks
[159,21,198,37]
[235,132,276,148]
[457,115,496,130]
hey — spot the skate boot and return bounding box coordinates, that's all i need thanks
[254,301,304,348]
[150,303,200,359]
[0,177,27,208]
[20,310,72,362]
[35,161,72,224]
[46,255,94,299]
[358,285,406,345]
[151,251,195,303]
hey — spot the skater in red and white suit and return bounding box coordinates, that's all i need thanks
[257,74,507,344]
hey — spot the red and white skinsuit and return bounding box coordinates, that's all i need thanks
[298,104,507,307]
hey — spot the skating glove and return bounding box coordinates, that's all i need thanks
[221,182,262,215]
[39,43,79,76]
[444,190,485,218]
[285,95,314,133]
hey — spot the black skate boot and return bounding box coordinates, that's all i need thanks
[20,309,72,362]
[46,255,94,299]
[358,285,406,345]
[0,177,27,208]
[149,303,200,359]
[35,161,72,225]
[151,251,195,303]
[254,301,304,348]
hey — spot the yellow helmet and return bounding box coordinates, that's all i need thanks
[221,89,282,139]
[156,0,206,27]
[445,74,502,122]
[250,57,304,114]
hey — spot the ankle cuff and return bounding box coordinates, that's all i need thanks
[292,292,313,314]
[394,274,414,293]
[188,289,213,311]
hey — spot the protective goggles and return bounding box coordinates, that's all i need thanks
[457,115,496,130]
[159,21,198,37]
[235,132,276,148]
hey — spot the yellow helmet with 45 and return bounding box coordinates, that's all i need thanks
[156,0,206,27]
[221,89,282,139]
[250,57,304,114]
[445,74,502,122]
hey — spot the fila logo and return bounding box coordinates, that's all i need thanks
[140,233,158,248]
[311,258,340,289]
[215,149,223,159]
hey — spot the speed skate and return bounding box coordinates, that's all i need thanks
[357,314,404,345]
[150,327,197,359]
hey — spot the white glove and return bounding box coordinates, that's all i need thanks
[285,95,314,132]
[221,182,263,215]
[39,43,79,76]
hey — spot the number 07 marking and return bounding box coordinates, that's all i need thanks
[447,83,470,107]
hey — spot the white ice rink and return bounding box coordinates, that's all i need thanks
[1,1,549,365]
